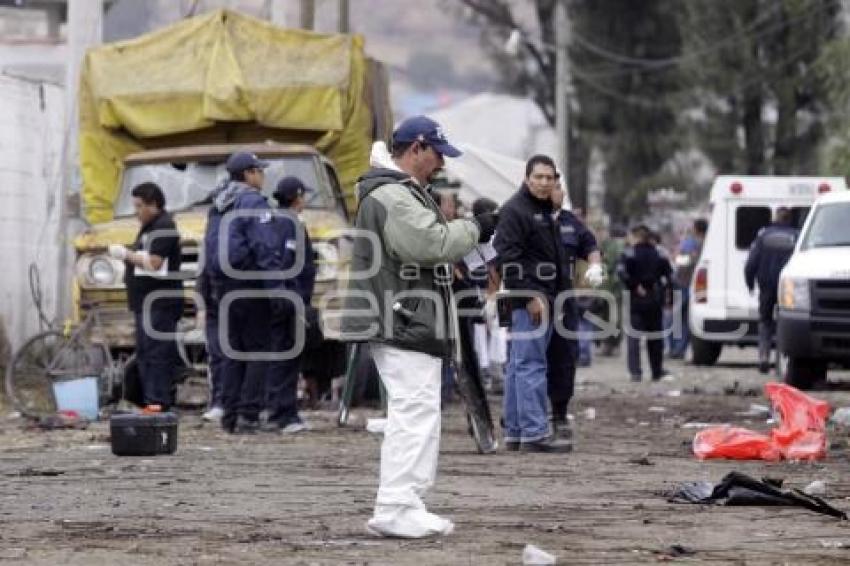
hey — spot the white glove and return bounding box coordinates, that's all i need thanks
[584,263,607,288]
[108,244,129,261]
[483,297,498,323]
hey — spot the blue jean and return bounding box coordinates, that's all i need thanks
[577,316,593,365]
[668,286,690,357]
[504,308,552,443]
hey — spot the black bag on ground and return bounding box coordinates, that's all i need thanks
[110,412,179,456]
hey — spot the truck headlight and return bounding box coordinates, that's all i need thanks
[779,277,810,311]
[76,254,122,287]
[89,256,117,285]
[312,241,339,282]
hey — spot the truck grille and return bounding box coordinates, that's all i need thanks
[811,280,850,316]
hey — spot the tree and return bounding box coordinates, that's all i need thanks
[680,0,842,176]
[567,0,683,220]
[455,0,684,221]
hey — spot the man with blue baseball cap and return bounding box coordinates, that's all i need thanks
[341,116,498,538]
[262,176,317,434]
[200,150,283,434]
[390,115,463,158]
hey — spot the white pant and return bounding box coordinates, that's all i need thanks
[371,344,442,509]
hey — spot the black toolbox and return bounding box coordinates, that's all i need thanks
[110,412,178,456]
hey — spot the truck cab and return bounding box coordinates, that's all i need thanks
[776,191,850,389]
[688,176,846,365]
[73,143,351,357]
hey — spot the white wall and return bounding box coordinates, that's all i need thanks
[0,74,64,351]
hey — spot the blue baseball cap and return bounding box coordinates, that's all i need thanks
[274,176,314,203]
[226,151,269,174]
[392,116,462,158]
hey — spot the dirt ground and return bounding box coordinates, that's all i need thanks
[2,349,850,565]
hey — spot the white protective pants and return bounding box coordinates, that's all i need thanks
[368,344,452,537]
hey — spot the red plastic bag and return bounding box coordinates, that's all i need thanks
[765,382,830,461]
[693,426,781,461]
[692,382,830,461]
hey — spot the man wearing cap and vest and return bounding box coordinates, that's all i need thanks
[201,151,284,434]
[341,116,498,538]
[262,176,317,434]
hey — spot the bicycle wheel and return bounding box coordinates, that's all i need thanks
[5,331,108,419]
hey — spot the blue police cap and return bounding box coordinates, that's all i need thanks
[226,151,270,174]
[392,116,462,158]
[273,176,313,203]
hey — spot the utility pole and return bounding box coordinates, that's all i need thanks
[268,0,290,27]
[338,0,349,33]
[555,0,569,187]
[300,0,315,30]
[57,0,103,320]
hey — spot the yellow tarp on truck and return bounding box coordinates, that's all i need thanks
[79,9,388,223]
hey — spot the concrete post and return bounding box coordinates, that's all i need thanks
[56,0,103,321]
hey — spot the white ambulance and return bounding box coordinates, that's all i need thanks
[688,176,847,365]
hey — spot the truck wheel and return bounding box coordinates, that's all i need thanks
[784,357,827,390]
[691,337,722,366]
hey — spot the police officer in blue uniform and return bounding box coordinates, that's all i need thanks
[618,224,672,382]
[201,151,284,434]
[745,207,799,374]
[546,180,604,439]
[263,176,317,433]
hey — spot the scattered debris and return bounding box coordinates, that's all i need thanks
[681,422,720,429]
[648,406,667,413]
[9,467,65,477]
[657,544,697,558]
[628,455,654,466]
[522,544,556,565]
[668,471,847,520]
[666,390,682,398]
[736,403,771,417]
[831,407,850,428]
[723,381,760,397]
[803,480,826,497]
[819,540,848,549]
[32,410,89,431]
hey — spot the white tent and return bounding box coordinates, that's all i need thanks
[443,144,524,205]
[442,143,571,210]
[428,93,557,162]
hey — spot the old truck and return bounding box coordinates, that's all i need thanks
[71,9,390,399]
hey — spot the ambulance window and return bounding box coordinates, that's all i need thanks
[735,206,771,249]
[790,206,810,230]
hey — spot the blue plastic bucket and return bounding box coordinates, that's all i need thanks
[52,377,99,420]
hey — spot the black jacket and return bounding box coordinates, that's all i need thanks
[493,184,565,304]
[744,222,798,317]
[125,211,182,312]
[617,242,672,311]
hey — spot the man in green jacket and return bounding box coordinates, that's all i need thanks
[342,116,497,538]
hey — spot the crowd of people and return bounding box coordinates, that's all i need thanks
[113,151,320,435]
[115,114,727,539]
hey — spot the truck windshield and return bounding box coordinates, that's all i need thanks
[801,202,850,249]
[114,155,326,217]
